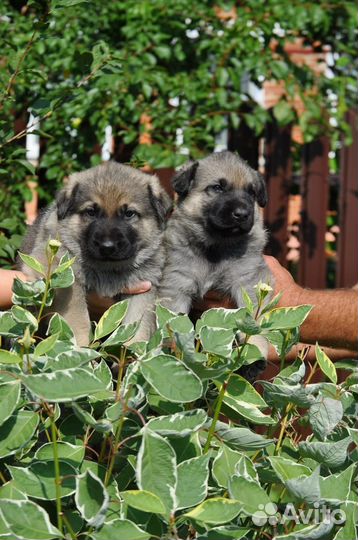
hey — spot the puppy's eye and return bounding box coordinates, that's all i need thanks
[84,206,97,217]
[124,209,138,219]
[211,184,224,193]
[247,185,256,197]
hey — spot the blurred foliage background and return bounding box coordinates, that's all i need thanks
[0,0,357,266]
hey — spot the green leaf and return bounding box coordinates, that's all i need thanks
[18,252,45,275]
[285,466,321,504]
[196,308,240,332]
[0,411,39,458]
[273,101,295,125]
[274,521,334,540]
[268,456,311,482]
[229,475,272,516]
[45,348,100,371]
[136,429,177,515]
[197,526,250,540]
[54,253,76,274]
[261,305,312,330]
[50,265,74,288]
[0,481,27,501]
[92,519,150,540]
[320,463,355,503]
[261,381,315,408]
[146,409,207,436]
[72,402,112,433]
[199,326,236,357]
[212,445,244,488]
[176,454,210,510]
[184,498,242,525]
[0,499,61,540]
[0,381,21,426]
[47,313,75,342]
[101,322,139,347]
[315,344,337,384]
[35,442,85,466]
[309,397,343,440]
[140,354,202,403]
[222,375,274,425]
[0,349,22,364]
[22,368,107,402]
[9,461,76,500]
[215,422,274,450]
[11,305,38,331]
[298,436,352,468]
[75,469,109,527]
[94,300,128,341]
[34,333,59,357]
[121,490,166,514]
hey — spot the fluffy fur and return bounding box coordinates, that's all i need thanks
[20,162,171,345]
[159,151,272,376]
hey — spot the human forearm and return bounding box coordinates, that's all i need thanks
[293,288,358,350]
[0,269,27,309]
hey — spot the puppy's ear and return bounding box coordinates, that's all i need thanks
[253,172,267,207]
[56,183,80,220]
[172,161,199,199]
[147,184,173,229]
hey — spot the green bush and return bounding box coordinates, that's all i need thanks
[0,242,356,539]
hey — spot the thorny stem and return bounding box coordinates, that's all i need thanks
[51,417,63,534]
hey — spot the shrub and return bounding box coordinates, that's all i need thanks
[0,243,356,539]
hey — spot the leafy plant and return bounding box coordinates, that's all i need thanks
[0,241,356,539]
[0,0,357,266]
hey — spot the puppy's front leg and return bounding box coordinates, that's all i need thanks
[51,281,91,347]
[122,289,158,342]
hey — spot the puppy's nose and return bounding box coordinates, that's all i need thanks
[98,240,116,257]
[232,207,249,221]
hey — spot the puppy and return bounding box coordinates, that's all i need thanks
[20,162,171,345]
[159,151,272,372]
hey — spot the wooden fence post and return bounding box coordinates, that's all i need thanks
[336,110,358,287]
[264,117,292,265]
[298,137,329,289]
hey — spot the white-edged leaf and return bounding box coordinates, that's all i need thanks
[91,518,150,540]
[121,489,166,514]
[94,300,128,340]
[22,368,107,402]
[229,475,272,516]
[199,326,236,357]
[261,305,312,330]
[0,499,61,540]
[0,381,21,426]
[309,397,343,440]
[0,349,22,364]
[136,428,177,515]
[11,306,38,331]
[35,441,85,466]
[8,461,76,500]
[212,446,244,488]
[176,454,210,510]
[34,333,59,357]
[0,411,39,458]
[268,456,311,483]
[18,252,45,275]
[140,354,202,403]
[146,409,207,436]
[315,344,337,384]
[75,469,109,527]
[184,498,242,525]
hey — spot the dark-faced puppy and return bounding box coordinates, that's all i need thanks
[159,151,272,371]
[21,162,171,345]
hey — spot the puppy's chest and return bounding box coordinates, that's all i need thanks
[192,259,236,297]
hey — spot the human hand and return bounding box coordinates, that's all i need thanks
[264,255,302,308]
[86,281,152,318]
